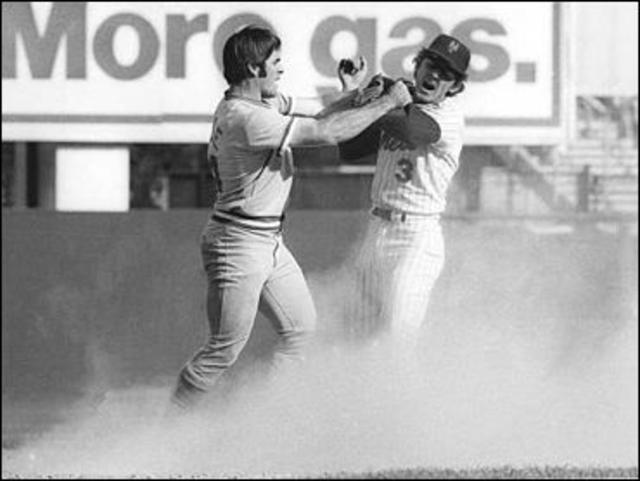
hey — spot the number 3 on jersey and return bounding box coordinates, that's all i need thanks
[394,158,414,183]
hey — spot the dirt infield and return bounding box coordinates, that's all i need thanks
[3,212,637,478]
[2,324,638,478]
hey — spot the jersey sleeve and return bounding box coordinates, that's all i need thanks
[416,101,463,148]
[338,122,381,161]
[244,105,297,153]
[378,105,441,147]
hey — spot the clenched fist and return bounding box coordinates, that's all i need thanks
[337,56,368,92]
[386,80,412,108]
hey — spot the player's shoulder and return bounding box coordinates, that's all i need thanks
[443,96,464,115]
[225,92,291,116]
[264,92,294,115]
[417,97,464,127]
[218,98,270,129]
[418,96,461,114]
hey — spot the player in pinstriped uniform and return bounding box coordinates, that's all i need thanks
[339,34,470,354]
[169,25,412,411]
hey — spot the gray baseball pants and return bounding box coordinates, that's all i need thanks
[171,218,317,409]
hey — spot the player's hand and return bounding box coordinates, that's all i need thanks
[352,73,391,106]
[398,78,425,104]
[394,78,436,105]
[338,56,368,92]
[353,74,386,106]
[368,73,394,94]
[386,80,412,108]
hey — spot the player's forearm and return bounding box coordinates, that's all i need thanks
[290,95,397,146]
[319,95,400,143]
[289,90,358,118]
[314,90,359,118]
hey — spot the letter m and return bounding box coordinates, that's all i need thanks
[2,2,86,78]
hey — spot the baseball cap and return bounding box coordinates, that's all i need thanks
[425,34,470,77]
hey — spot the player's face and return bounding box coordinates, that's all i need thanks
[413,56,458,104]
[259,49,284,98]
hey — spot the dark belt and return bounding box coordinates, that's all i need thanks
[212,209,285,231]
[371,207,439,222]
[371,207,407,222]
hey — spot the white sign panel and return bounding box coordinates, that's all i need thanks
[2,2,563,144]
[55,146,130,211]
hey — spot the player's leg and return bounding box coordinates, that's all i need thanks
[347,217,385,341]
[375,222,444,383]
[259,237,317,377]
[170,225,271,410]
[386,221,445,349]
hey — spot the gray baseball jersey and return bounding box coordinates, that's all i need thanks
[208,91,298,229]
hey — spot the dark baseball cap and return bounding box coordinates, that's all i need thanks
[425,34,470,76]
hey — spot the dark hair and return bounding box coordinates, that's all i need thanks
[413,49,467,97]
[222,25,281,85]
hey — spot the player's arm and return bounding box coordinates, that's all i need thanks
[287,84,380,118]
[243,83,408,151]
[377,105,441,148]
[286,90,361,118]
[337,122,381,160]
[283,56,371,118]
[288,81,412,146]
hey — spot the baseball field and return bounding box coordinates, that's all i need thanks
[2,210,638,478]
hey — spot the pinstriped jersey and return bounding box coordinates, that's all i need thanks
[208,91,297,228]
[370,97,464,215]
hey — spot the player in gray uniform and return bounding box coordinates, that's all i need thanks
[339,34,470,356]
[169,26,412,410]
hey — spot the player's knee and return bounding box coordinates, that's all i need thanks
[293,302,317,334]
[187,335,247,379]
[282,309,317,343]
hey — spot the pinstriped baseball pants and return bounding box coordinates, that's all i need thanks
[347,213,445,349]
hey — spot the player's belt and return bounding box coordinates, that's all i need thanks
[372,207,408,222]
[371,207,439,222]
[212,209,285,230]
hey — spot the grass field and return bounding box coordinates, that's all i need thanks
[320,466,638,479]
[4,460,637,479]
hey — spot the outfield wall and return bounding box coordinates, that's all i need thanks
[2,210,637,400]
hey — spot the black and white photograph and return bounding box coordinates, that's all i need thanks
[2,2,638,478]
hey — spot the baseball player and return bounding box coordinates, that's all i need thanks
[169,25,412,410]
[338,34,470,356]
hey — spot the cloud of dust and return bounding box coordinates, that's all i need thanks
[2,263,638,478]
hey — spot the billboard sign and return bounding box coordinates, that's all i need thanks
[2,2,563,144]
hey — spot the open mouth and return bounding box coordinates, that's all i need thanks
[420,80,437,92]
[420,80,437,94]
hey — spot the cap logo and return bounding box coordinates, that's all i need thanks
[448,40,460,53]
